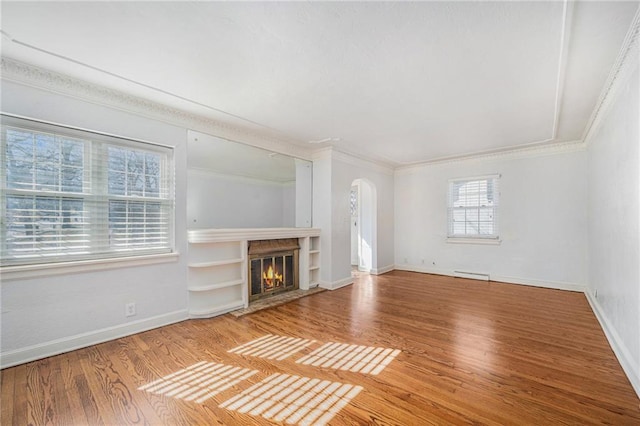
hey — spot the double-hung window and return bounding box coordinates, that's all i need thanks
[1,114,175,267]
[447,175,499,241]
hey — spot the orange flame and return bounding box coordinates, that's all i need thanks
[263,265,283,288]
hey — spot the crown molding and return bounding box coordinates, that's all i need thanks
[395,139,585,174]
[311,147,394,176]
[582,6,640,146]
[0,57,313,161]
[310,146,333,161]
[331,148,395,175]
[551,0,574,140]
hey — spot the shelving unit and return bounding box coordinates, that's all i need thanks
[308,236,321,287]
[187,228,320,319]
[187,240,247,318]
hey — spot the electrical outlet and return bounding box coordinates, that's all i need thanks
[125,302,136,317]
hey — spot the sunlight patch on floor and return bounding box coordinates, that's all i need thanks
[219,373,363,426]
[228,334,316,360]
[138,361,258,403]
[296,342,401,375]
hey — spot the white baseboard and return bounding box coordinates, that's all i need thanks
[189,301,245,319]
[320,277,354,291]
[394,264,450,276]
[394,264,586,292]
[371,264,394,275]
[490,274,586,293]
[453,271,490,281]
[0,310,189,369]
[585,291,640,398]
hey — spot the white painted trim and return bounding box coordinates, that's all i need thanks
[371,264,394,275]
[394,264,585,292]
[582,7,640,146]
[1,252,180,281]
[446,238,502,245]
[187,227,320,244]
[394,264,450,277]
[0,57,313,161]
[490,274,585,293]
[330,148,395,175]
[0,310,188,369]
[320,276,354,291]
[395,140,585,172]
[550,0,574,140]
[310,147,333,161]
[311,147,394,175]
[453,271,490,281]
[188,301,245,319]
[585,290,640,398]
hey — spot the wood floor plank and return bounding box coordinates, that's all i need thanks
[2,271,639,425]
[0,366,17,424]
[56,350,89,425]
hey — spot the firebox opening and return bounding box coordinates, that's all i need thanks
[248,239,299,302]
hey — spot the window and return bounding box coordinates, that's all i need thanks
[349,188,358,216]
[447,175,499,240]
[1,114,174,267]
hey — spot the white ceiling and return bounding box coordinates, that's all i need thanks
[1,1,638,166]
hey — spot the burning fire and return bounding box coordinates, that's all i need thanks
[263,265,283,288]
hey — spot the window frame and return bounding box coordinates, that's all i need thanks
[1,113,177,272]
[447,174,500,244]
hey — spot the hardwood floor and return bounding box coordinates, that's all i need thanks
[2,271,639,425]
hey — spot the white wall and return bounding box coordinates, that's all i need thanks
[586,58,639,395]
[395,149,588,290]
[1,81,190,366]
[187,169,293,228]
[313,150,395,288]
[312,155,333,284]
[295,159,313,227]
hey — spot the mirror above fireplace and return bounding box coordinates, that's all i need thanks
[187,130,312,229]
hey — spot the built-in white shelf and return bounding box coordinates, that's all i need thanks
[307,235,321,289]
[188,258,244,268]
[187,228,321,319]
[188,227,320,244]
[188,278,245,292]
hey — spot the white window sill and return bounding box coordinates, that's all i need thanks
[446,237,502,245]
[1,252,180,281]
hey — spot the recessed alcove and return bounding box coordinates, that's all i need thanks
[187,228,320,318]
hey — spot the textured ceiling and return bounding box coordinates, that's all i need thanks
[1,1,638,166]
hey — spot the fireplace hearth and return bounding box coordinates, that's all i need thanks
[248,239,299,302]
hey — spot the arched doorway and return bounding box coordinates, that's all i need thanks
[350,179,376,273]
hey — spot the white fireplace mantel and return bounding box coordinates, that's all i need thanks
[188,227,321,244]
[186,228,321,318]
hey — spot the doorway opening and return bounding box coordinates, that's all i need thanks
[350,179,376,273]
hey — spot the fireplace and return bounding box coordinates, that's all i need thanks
[248,239,299,302]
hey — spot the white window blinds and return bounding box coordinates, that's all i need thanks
[447,175,499,239]
[1,114,175,266]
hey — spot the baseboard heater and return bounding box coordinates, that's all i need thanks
[453,271,490,281]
